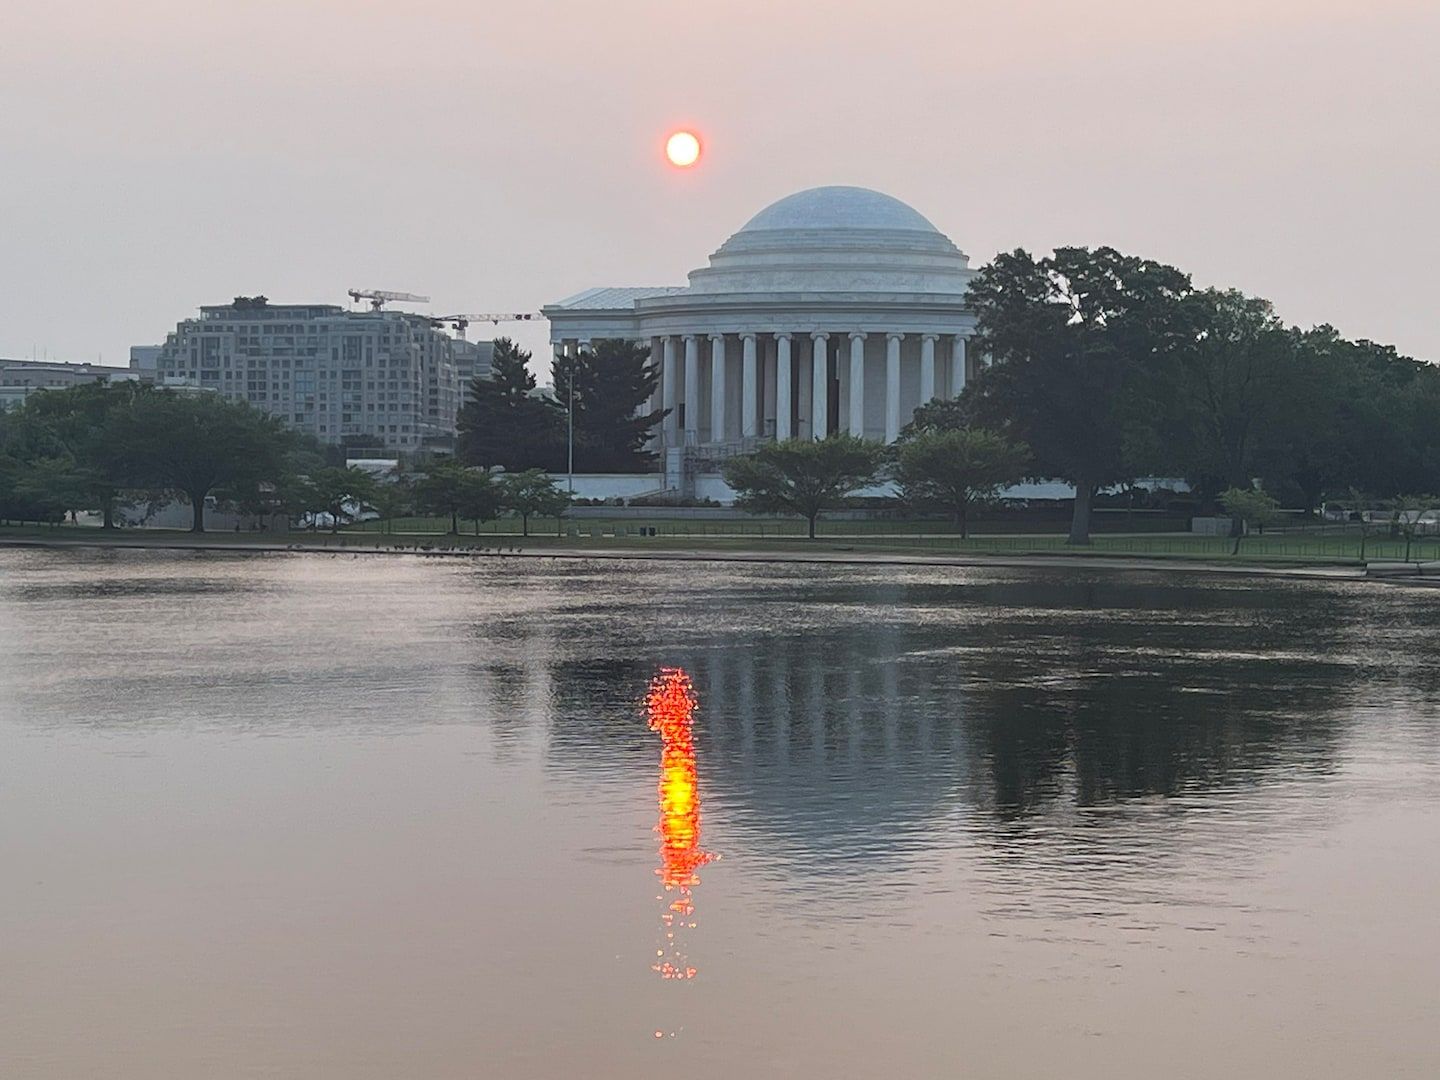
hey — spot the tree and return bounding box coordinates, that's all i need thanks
[1387,495,1438,563]
[899,395,975,438]
[110,391,293,532]
[366,475,413,535]
[721,435,883,539]
[301,466,378,532]
[1342,487,1372,561]
[552,340,666,472]
[1169,289,1296,504]
[457,338,565,471]
[968,246,1194,545]
[0,449,19,523]
[500,469,571,537]
[1219,486,1279,556]
[1267,329,1440,511]
[16,380,151,528]
[11,456,84,524]
[414,458,496,535]
[457,468,501,535]
[892,428,1029,538]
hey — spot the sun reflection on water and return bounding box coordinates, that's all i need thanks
[647,668,713,983]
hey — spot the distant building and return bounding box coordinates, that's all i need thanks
[452,338,495,385]
[128,345,163,380]
[140,298,462,452]
[0,357,137,410]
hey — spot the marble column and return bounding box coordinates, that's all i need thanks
[710,334,727,443]
[811,332,829,439]
[920,333,938,403]
[775,333,792,440]
[661,336,677,444]
[641,339,659,449]
[572,342,590,478]
[741,332,758,440]
[848,332,867,436]
[885,332,903,443]
[762,336,777,438]
[683,335,699,444]
[797,345,813,439]
[951,334,967,399]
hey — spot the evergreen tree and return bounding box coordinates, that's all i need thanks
[457,338,564,471]
[552,340,666,473]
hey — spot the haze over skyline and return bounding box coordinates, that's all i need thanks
[3,0,1437,374]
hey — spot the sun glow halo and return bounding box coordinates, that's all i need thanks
[665,130,702,168]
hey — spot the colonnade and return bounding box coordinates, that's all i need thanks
[558,330,980,448]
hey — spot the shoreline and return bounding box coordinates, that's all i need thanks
[5,531,1428,583]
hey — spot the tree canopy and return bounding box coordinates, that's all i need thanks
[892,427,1030,537]
[500,469,571,536]
[722,435,883,538]
[300,466,379,532]
[15,380,150,528]
[967,246,1195,544]
[1166,289,1296,500]
[109,390,295,532]
[414,457,497,535]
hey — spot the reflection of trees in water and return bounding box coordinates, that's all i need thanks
[475,569,1440,873]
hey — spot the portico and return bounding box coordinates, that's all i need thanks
[544,186,982,458]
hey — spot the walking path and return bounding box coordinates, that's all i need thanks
[1,531,1405,582]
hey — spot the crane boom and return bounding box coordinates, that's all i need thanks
[347,288,430,311]
[431,312,542,339]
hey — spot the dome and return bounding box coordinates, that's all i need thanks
[684,186,971,297]
[737,186,940,235]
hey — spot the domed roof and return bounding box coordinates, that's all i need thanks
[683,185,971,298]
[738,186,940,235]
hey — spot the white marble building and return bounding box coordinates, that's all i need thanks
[543,186,982,465]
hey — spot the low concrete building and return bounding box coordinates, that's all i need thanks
[128,346,162,381]
[0,358,137,410]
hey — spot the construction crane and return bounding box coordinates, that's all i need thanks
[430,312,542,340]
[347,288,430,311]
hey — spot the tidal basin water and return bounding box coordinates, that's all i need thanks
[2,550,1439,1079]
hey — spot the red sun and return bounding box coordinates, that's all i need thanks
[665,130,702,168]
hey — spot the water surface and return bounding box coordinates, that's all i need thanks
[2,549,1437,1078]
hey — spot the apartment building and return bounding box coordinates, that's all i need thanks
[140,298,463,452]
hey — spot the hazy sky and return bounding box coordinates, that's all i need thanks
[3,0,1437,375]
